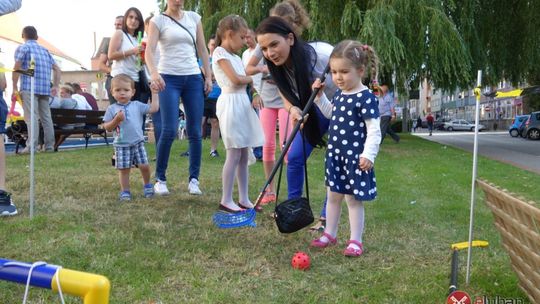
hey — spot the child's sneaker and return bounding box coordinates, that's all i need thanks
[0,190,18,216]
[143,184,154,198]
[210,150,219,157]
[188,178,202,195]
[154,181,170,196]
[119,191,132,201]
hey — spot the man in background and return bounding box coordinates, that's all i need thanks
[378,84,400,144]
[12,25,61,153]
[201,35,221,157]
[426,112,434,136]
[97,15,123,104]
[242,28,263,160]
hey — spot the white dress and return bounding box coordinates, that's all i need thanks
[212,46,264,149]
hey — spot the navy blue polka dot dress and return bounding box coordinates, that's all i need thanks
[325,88,380,201]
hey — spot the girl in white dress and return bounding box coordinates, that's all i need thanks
[212,15,265,213]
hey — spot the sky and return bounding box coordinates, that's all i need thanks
[17,0,160,68]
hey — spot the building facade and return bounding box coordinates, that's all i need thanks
[408,79,528,130]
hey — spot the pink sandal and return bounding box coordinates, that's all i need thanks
[343,240,364,257]
[310,232,337,248]
[260,191,276,205]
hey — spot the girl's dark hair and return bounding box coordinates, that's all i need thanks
[330,40,379,82]
[215,15,248,46]
[122,7,145,38]
[256,16,323,147]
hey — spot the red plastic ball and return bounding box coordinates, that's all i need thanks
[291,251,310,270]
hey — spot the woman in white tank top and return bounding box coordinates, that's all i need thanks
[108,7,146,101]
[145,0,213,196]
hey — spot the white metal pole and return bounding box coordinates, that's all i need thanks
[29,56,35,218]
[465,70,482,284]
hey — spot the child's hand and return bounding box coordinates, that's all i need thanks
[252,95,263,110]
[115,110,125,122]
[150,83,160,94]
[359,157,373,172]
[311,78,325,98]
[150,72,165,91]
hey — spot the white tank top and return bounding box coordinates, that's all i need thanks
[111,31,140,81]
[151,12,201,76]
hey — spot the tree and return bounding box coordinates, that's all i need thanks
[154,0,538,93]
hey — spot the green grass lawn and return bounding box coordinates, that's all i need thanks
[1,134,537,303]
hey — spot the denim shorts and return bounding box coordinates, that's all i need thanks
[0,93,8,134]
[114,141,149,169]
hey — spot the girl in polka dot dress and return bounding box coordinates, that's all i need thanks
[310,40,382,257]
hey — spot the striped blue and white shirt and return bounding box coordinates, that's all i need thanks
[14,40,57,95]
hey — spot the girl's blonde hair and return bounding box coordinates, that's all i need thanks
[215,15,248,46]
[270,0,311,37]
[330,40,379,81]
[111,74,135,90]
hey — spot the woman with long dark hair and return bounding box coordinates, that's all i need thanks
[108,7,146,101]
[245,0,311,206]
[256,16,335,201]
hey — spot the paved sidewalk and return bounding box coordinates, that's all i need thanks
[412,129,540,174]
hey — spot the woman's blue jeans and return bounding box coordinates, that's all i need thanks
[154,73,204,182]
[287,108,329,199]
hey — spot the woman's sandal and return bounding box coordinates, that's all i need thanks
[309,218,326,233]
[310,232,337,248]
[260,191,276,205]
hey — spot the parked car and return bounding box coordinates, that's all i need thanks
[434,118,451,130]
[522,111,540,140]
[443,119,486,131]
[508,114,530,137]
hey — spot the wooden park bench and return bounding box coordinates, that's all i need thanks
[477,179,540,303]
[12,108,109,153]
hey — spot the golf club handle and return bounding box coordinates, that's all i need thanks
[449,249,459,295]
[298,64,331,118]
[255,64,330,207]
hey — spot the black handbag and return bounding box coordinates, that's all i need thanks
[274,129,314,233]
[274,197,314,233]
